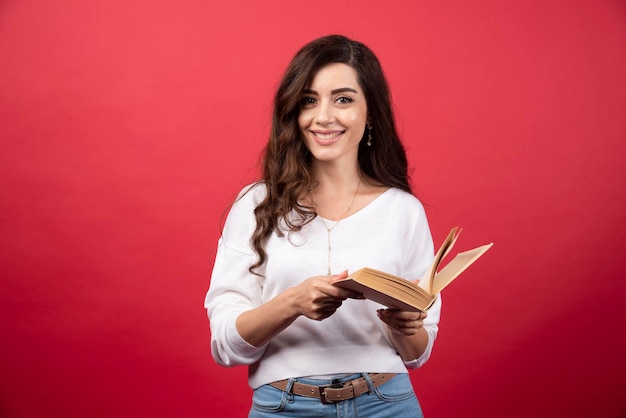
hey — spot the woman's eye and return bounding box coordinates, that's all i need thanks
[300,97,316,106]
[336,96,353,104]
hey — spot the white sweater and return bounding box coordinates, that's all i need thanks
[205,184,442,389]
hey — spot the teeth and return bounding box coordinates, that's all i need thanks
[315,132,340,139]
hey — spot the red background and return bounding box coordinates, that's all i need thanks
[1,1,625,417]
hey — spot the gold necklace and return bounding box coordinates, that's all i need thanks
[318,176,361,275]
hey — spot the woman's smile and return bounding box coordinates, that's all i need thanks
[310,130,346,143]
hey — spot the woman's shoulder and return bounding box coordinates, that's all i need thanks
[222,182,266,223]
[369,188,428,225]
[234,182,267,206]
[381,187,426,209]
[356,186,426,225]
[361,176,423,207]
[220,183,266,245]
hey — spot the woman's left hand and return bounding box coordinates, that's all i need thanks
[377,308,426,336]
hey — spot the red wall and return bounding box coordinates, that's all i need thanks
[1,1,625,417]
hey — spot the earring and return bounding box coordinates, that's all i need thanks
[367,124,372,147]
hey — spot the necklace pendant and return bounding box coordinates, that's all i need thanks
[327,267,331,275]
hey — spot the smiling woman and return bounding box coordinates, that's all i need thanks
[204,35,441,418]
[1,1,625,417]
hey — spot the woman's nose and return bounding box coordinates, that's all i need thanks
[313,100,334,125]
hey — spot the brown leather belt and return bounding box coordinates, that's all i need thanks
[269,373,396,404]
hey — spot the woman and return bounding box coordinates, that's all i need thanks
[205,35,442,417]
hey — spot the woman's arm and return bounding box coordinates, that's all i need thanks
[236,271,360,347]
[377,308,430,361]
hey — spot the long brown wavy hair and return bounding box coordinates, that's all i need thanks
[248,34,412,275]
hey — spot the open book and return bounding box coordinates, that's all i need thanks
[333,227,493,312]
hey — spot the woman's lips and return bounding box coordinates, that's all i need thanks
[310,130,344,144]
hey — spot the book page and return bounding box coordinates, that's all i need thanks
[335,276,433,311]
[431,243,493,294]
[418,227,461,295]
[342,268,431,301]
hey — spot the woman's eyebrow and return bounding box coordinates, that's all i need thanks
[331,87,358,95]
[302,87,359,95]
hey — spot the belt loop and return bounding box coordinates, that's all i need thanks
[362,373,376,394]
[284,378,297,401]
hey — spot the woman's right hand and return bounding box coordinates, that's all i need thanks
[291,271,362,321]
[236,270,361,347]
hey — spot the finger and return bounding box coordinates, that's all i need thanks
[310,310,336,321]
[323,273,362,299]
[382,309,427,322]
[377,315,419,335]
[314,299,343,313]
[341,289,364,299]
[378,309,415,320]
[311,302,344,320]
[326,270,349,283]
[321,285,361,300]
[377,310,424,329]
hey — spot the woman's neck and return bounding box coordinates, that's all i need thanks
[311,161,361,194]
[308,164,362,221]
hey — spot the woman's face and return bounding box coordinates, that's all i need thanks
[298,63,368,167]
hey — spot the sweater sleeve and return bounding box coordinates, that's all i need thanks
[204,185,268,367]
[403,294,441,368]
[400,197,442,369]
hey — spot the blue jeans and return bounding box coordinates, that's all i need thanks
[249,373,424,418]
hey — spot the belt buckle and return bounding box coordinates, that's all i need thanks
[319,386,338,404]
[319,386,332,404]
[319,380,344,404]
